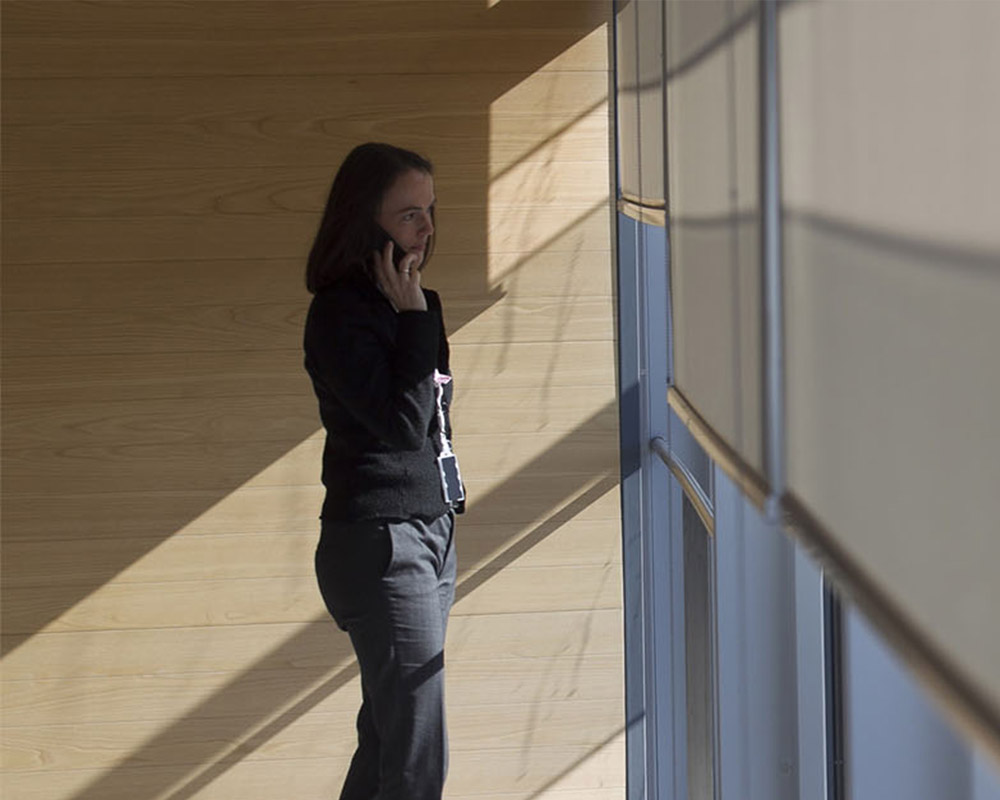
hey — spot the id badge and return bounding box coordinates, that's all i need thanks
[437,453,465,505]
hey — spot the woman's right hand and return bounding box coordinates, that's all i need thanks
[372,241,427,312]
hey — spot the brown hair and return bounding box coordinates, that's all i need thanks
[305,143,435,293]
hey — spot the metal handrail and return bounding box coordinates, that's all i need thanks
[650,435,714,535]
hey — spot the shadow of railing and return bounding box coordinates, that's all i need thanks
[64,400,619,800]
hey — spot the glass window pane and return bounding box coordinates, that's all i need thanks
[666,0,763,473]
[616,0,640,202]
[684,494,716,800]
[781,0,1000,717]
[637,0,664,206]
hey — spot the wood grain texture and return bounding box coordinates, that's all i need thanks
[2,295,612,362]
[3,562,621,635]
[1,111,610,171]
[2,428,619,494]
[1,741,626,800]
[3,160,610,220]
[2,387,615,452]
[3,697,623,771]
[2,206,610,264]
[2,341,616,409]
[1,1,607,37]
[2,608,624,681]
[0,251,613,315]
[2,478,620,545]
[2,654,623,726]
[1,1,608,78]
[1,0,619,796]
[3,28,609,81]
[2,72,609,126]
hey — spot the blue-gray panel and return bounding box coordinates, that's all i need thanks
[616,210,647,800]
[846,607,974,800]
[714,464,798,800]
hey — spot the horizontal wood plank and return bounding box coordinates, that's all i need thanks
[0,484,321,542]
[443,248,613,299]
[1,423,619,494]
[0,738,624,799]
[3,556,622,635]
[3,696,622,774]
[2,301,308,356]
[448,296,615,345]
[1,341,616,410]
[1,0,608,38]
[1,28,608,78]
[2,72,608,127]
[1,110,609,174]
[2,205,610,264]
[1,349,307,403]
[3,298,612,363]
[2,27,608,80]
[0,259,303,312]
[1,653,623,725]
[2,160,609,220]
[1,477,620,545]
[1,607,623,681]
[1,517,620,588]
[2,385,614,451]
[449,385,616,433]
[0,251,612,315]
[3,394,317,449]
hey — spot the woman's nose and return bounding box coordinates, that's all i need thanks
[421,213,434,237]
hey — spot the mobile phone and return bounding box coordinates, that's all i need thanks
[438,453,465,505]
[372,226,407,269]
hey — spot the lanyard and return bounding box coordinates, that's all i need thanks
[433,369,454,457]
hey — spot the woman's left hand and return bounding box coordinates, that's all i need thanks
[373,241,427,312]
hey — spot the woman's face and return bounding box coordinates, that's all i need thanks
[376,169,436,270]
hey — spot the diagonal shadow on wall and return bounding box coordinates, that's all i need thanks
[52,400,620,800]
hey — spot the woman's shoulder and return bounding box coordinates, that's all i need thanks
[311,272,382,313]
[317,269,374,299]
[307,274,385,337]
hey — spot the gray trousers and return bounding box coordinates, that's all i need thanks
[315,511,456,800]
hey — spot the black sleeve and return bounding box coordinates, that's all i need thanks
[305,288,440,451]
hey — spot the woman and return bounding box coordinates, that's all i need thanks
[303,143,463,800]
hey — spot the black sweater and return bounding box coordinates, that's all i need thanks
[303,271,458,522]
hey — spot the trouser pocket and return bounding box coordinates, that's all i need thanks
[315,518,393,630]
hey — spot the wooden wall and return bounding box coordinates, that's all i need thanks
[1,2,622,797]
